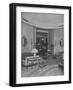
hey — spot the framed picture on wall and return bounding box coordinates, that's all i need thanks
[9,3,71,87]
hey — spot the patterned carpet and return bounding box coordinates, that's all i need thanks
[21,56,64,77]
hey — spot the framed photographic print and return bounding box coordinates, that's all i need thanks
[9,3,71,87]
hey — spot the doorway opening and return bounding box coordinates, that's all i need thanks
[36,30,48,56]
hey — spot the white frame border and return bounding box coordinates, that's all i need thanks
[16,6,69,84]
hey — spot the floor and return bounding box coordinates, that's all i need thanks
[21,55,64,77]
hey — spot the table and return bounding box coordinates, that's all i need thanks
[23,55,42,66]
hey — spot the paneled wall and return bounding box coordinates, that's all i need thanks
[54,28,64,54]
[21,22,36,53]
[48,30,54,51]
[21,22,64,54]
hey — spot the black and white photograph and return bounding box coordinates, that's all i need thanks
[10,3,71,87]
[21,12,64,77]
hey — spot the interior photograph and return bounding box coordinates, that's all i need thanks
[21,12,64,77]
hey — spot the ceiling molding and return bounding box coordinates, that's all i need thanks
[22,18,64,30]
